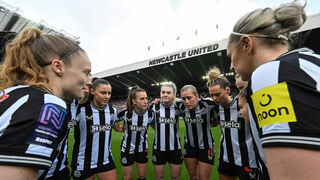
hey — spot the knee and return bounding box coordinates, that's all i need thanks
[189,175,197,180]
[123,175,132,180]
[137,175,146,179]
[155,175,165,180]
[171,175,180,180]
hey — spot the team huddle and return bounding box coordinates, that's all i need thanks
[1,1,320,180]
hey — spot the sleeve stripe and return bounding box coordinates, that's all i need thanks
[261,135,320,146]
[0,155,52,167]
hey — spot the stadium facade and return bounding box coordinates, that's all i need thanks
[95,13,320,98]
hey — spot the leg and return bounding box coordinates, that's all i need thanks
[96,169,117,180]
[198,161,213,180]
[185,158,198,180]
[169,163,182,180]
[136,162,148,179]
[168,149,183,180]
[84,175,95,180]
[154,164,166,180]
[219,173,237,180]
[122,165,133,180]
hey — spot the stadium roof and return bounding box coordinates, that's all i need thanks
[0,0,79,40]
[0,0,80,61]
[95,13,320,98]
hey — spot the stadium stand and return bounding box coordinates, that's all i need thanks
[95,13,320,99]
[0,0,79,62]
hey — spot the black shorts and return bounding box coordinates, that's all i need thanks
[218,160,258,180]
[183,143,215,165]
[72,156,116,179]
[121,151,148,166]
[152,149,183,165]
[45,167,70,180]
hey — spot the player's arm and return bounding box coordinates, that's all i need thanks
[114,121,125,132]
[251,62,320,179]
[264,147,320,180]
[114,109,126,132]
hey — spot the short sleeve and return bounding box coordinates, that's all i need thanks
[0,92,67,169]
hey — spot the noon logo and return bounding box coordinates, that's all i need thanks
[251,82,297,127]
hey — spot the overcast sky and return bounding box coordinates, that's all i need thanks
[2,0,319,74]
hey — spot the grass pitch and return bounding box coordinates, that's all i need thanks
[68,120,221,179]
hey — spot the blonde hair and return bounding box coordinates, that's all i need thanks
[0,27,82,92]
[180,84,198,96]
[206,66,230,89]
[161,82,177,104]
[229,1,307,47]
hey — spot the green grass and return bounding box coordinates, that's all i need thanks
[68,120,221,179]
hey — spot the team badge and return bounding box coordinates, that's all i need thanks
[122,157,127,164]
[0,90,9,103]
[74,170,81,178]
[152,155,157,163]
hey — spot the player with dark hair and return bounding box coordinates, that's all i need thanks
[72,78,123,180]
[207,67,257,180]
[118,86,153,180]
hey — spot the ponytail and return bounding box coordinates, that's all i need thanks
[0,27,82,92]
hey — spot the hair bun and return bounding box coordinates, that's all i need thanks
[274,1,306,34]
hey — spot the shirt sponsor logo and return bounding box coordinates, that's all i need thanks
[185,117,203,123]
[220,120,241,129]
[67,119,77,129]
[129,125,148,132]
[91,124,112,133]
[158,117,176,124]
[251,82,297,128]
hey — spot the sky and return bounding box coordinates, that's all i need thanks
[2,0,320,74]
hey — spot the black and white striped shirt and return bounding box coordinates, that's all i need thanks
[119,109,153,154]
[218,97,257,168]
[247,48,320,179]
[0,85,67,169]
[72,101,118,171]
[37,100,78,179]
[178,99,216,149]
[150,103,182,151]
